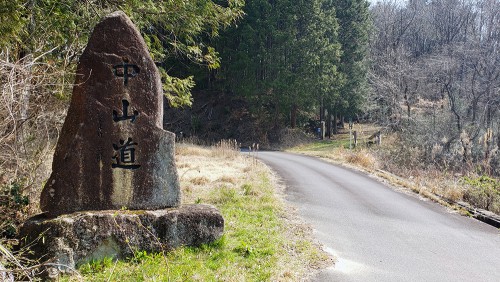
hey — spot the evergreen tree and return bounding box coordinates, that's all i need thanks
[217,0,344,128]
[0,0,244,106]
[333,0,371,119]
[309,0,345,132]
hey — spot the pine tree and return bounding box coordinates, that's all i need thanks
[217,0,344,128]
[333,0,371,119]
[0,0,244,105]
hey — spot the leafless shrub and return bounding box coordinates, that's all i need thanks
[0,50,73,230]
[369,0,500,177]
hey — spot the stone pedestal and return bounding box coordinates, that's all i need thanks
[19,205,223,278]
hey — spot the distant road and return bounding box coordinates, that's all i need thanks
[257,151,500,282]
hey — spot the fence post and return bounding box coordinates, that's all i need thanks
[321,121,326,140]
[349,118,353,149]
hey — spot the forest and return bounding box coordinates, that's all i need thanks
[1,0,499,237]
[369,0,499,177]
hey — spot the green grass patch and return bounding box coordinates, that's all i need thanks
[462,175,500,214]
[63,171,326,281]
[292,139,350,151]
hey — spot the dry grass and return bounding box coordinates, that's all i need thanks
[189,176,210,186]
[174,142,331,280]
[176,142,249,204]
[177,140,277,203]
[272,128,314,150]
[176,143,211,157]
[292,145,380,172]
[345,150,379,170]
[216,175,237,184]
[210,139,240,159]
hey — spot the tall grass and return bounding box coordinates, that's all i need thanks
[211,139,240,159]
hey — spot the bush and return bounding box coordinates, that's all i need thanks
[0,182,30,238]
[462,176,500,214]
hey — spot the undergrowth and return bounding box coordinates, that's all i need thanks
[462,175,500,214]
[1,182,30,238]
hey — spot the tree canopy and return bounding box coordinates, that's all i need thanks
[0,0,244,105]
[215,0,370,128]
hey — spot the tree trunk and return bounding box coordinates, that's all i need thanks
[319,96,324,122]
[290,103,297,128]
[445,82,462,132]
[274,101,280,128]
[333,112,338,134]
[327,112,332,138]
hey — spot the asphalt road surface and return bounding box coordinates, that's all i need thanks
[257,151,500,282]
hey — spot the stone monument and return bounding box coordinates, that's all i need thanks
[40,10,179,216]
[19,11,223,278]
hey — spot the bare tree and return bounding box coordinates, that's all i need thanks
[369,0,500,175]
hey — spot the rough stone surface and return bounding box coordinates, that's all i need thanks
[19,205,224,276]
[40,11,180,216]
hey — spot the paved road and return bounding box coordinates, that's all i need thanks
[257,151,500,282]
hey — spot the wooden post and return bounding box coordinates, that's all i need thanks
[349,118,353,149]
[321,121,326,140]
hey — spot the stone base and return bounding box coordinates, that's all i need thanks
[18,204,223,278]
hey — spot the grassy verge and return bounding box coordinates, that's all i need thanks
[290,139,378,171]
[60,141,330,281]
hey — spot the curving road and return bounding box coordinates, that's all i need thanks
[257,151,500,282]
